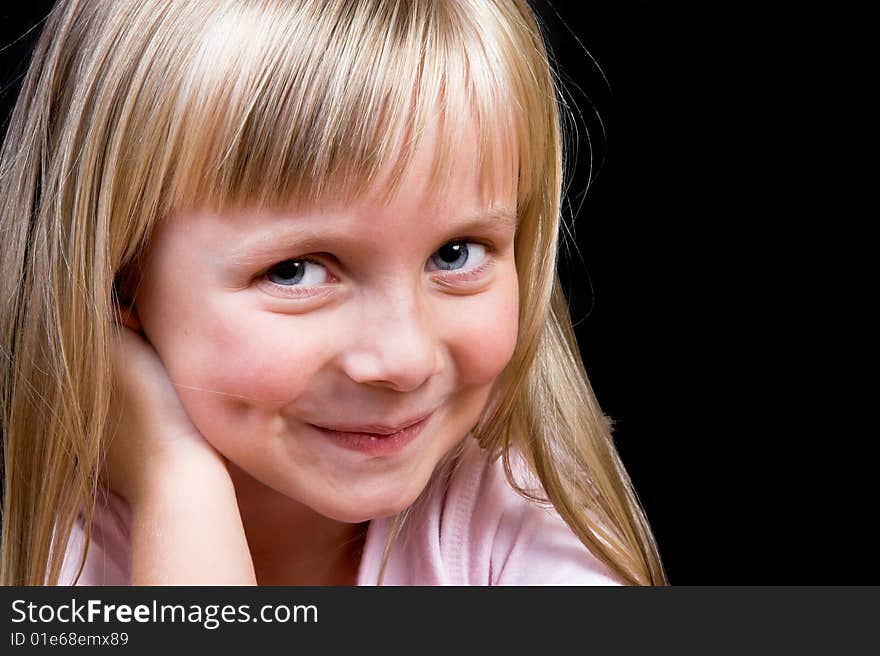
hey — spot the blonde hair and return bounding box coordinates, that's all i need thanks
[0,0,666,586]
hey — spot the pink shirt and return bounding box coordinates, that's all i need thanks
[59,440,624,586]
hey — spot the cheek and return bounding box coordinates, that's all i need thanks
[179,312,330,408]
[447,271,519,385]
[142,284,328,414]
[155,308,336,457]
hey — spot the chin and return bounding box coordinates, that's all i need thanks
[312,484,425,524]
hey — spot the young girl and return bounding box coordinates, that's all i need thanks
[0,0,666,586]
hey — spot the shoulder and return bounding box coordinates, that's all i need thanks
[58,487,131,586]
[450,440,625,586]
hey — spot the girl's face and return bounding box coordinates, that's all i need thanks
[134,120,519,523]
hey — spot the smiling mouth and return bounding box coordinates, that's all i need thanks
[309,411,435,456]
[308,411,434,436]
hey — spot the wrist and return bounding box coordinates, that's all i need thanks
[126,453,256,585]
[130,449,233,512]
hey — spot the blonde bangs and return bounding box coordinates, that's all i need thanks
[145,0,550,218]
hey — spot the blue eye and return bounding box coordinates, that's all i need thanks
[431,242,467,270]
[429,241,487,271]
[266,259,330,286]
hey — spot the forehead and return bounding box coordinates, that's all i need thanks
[206,203,517,268]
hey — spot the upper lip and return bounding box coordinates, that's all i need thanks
[310,410,434,435]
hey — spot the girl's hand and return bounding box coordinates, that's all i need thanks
[104,322,228,507]
[104,315,256,584]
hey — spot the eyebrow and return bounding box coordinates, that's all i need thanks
[226,207,517,265]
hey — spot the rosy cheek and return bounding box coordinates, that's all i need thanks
[448,277,519,385]
[170,309,326,410]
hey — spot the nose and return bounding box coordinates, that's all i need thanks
[340,288,443,392]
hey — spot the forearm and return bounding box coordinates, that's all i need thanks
[129,459,256,585]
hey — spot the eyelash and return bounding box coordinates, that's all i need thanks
[259,239,496,298]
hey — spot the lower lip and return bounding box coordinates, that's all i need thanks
[311,413,433,457]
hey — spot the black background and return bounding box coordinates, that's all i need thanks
[0,3,859,584]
